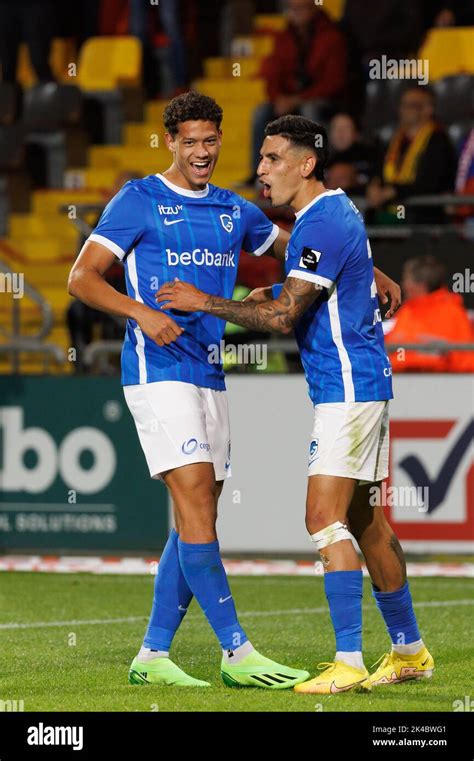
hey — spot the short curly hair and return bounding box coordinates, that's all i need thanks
[264,115,329,181]
[163,91,223,136]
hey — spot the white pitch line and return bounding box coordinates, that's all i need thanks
[0,599,472,631]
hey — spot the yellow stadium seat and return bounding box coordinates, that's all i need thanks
[322,0,346,21]
[419,27,474,80]
[254,14,287,32]
[194,78,266,102]
[16,38,77,88]
[233,35,275,57]
[9,214,77,239]
[204,57,262,79]
[145,101,168,123]
[76,36,142,90]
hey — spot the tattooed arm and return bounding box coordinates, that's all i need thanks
[156,276,321,334]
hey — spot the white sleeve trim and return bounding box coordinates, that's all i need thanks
[288,269,333,289]
[88,233,126,260]
[248,223,279,257]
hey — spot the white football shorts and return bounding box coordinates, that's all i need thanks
[307,400,390,484]
[123,380,231,481]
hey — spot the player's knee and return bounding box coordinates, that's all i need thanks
[309,520,354,554]
[305,504,340,535]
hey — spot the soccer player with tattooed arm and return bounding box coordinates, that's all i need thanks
[157,115,433,694]
[69,91,400,690]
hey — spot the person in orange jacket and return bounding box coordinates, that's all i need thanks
[385,255,474,372]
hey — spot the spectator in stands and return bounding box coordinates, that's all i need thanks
[129,0,188,97]
[342,0,425,74]
[0,0,56,83]
[248,0,347,179]
[327,112,379,191]
[455,128,474,219]
[385,255,474,372]
[325,162,359,193]
[365,85,456,223]
[66,171,140,374]
[422,1,474,29]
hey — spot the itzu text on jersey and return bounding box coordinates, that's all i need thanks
[274,189,393,404]
[88,173,278,388]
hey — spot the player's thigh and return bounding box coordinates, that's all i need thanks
[123,380,215,480]
[305,473,358,534]
[201,388,232,482]
[347,482,392,543]
[164,462,218,538]
[308,400,389,482]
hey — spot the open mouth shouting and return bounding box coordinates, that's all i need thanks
[261,180,271,199]
[190,160,212,180]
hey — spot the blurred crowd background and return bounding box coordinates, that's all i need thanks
[0,0,473,377]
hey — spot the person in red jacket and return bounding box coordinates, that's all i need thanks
[385,255,474,372]
[249,0,347,177]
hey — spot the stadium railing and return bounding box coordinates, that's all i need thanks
[0,257,65,373]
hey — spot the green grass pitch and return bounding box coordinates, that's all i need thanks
[1,573,472,712]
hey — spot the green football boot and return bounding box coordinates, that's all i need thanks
[128,655,211,687]
[221,650,310,689]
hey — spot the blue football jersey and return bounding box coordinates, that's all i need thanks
[273,189,393,404]
[88,173,278,387]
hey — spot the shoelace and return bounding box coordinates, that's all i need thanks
[370,652,391,671]
[316,662,338,674]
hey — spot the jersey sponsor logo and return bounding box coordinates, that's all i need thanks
[157,204,183,215]
[220,214,233,232]
[163,218,184,226]
[299,247,322,271]
[373,308,382,324]
[167,248,235,267]
[384,366,392,377]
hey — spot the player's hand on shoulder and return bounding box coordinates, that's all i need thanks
[155,279,206,313]
[134,303,184,347]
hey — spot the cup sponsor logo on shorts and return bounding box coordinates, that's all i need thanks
[181,438,210,455]
[309,438,320,466]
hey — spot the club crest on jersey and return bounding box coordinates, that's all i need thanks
[299,247,322,271]
[157,204,183,215]
[220,214,233,232]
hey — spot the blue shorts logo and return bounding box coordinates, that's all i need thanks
[182,438,198,455]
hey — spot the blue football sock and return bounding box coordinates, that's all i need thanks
[178,537,248,651]
[373,581,421,646]
[142,528,193,651]
[324,570,363,652]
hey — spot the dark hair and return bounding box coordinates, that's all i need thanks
[163,91,223,136]
[404,255,447,292]
[263,115,329,180]
[400,84,436,103]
